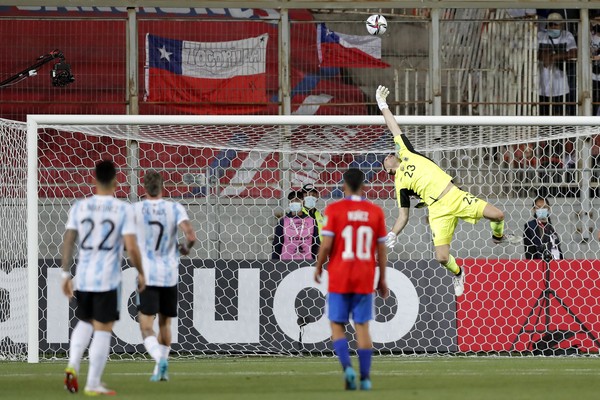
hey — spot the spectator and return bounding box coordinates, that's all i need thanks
[301,183,324,237]
[538,13,577,116]
[523,196,563,260]
[538,9,580,38]
[272,190,320,261]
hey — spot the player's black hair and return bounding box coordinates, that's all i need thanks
[95,160,116,186]
[143,170,164,197]
[343,168,365,193]
[287,190,303,201]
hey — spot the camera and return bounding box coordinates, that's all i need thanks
[51,60,75,87]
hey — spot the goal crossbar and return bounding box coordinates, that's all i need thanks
[26,114,600,127]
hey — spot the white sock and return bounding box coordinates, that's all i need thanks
[143,336,163,362]
[86,331,111,388]
[160,344,170,360]
[68,321,93,374]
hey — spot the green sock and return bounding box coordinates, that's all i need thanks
[443,254,461,275]
[490,220,505,238]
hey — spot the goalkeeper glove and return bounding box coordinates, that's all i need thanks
[385,231,398,249]
[376,85,390,111]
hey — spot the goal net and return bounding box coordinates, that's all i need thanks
[3,114,600,361]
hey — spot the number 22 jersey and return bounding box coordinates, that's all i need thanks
[321,196,387,294]
[65,195,136,292]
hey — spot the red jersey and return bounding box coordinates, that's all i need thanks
[321,196,387,294]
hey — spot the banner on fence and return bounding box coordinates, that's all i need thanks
[0,260,456,354]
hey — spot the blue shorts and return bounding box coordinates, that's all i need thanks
[327,293,373,324]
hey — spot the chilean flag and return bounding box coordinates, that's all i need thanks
[317,24,390,69]
[145,33,269,114]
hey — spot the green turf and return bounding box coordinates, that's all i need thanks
[1,357,599,399]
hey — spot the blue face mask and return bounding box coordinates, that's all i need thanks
[548,29,561,39]
[535,209,549,220]
[289,202,302,213]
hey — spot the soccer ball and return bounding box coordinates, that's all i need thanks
[366,14,387,36]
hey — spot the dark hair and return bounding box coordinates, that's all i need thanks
[302,183,319,196]
[95,160,116,186]
[533,196,550,207]
[143,171,163,197]
[287,190,303,201]
[343,168,365,193]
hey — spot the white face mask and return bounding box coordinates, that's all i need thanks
[289,202,302,213]
[535,208,549,220]
[548,29,561,39]
[304,196,317,209]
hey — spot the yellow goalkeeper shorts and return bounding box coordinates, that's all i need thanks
[428,186,487,246]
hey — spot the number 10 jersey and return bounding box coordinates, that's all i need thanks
[321,196,387,294]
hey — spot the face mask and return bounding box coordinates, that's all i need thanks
[535,209,549,220]
[548,29,561,39]
[304,196,317,209]
[289,202,302,213]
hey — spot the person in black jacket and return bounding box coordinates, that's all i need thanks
[523,196,563,260]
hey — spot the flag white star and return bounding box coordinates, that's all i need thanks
[158,45,172,62]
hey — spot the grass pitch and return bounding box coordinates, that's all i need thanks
[1,357,598,400]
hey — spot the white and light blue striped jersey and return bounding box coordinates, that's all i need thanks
[65,195,136,292]
[133,199,189,287]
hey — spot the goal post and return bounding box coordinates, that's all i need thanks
[26,118,39,364]
[9,114,600,362]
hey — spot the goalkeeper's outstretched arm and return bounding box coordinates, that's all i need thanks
[391,207,410,236]
[385,207,410,249]
[376,85,403,138]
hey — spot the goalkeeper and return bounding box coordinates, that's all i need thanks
[376,85,519,296]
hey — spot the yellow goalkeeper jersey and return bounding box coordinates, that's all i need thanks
[393,134,453,208]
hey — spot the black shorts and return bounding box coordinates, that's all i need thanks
[138,285,178,318]
[75,289,120,323]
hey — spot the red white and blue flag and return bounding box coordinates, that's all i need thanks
[317,23,390,69]
[145,33,269,114]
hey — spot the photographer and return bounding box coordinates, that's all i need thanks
[538,13,577,116]
[272,190,320,261]
[523,196,563,260]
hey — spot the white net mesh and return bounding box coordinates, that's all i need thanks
[36,116,600,153]
[4,115,600,359]
[0,118,28,360]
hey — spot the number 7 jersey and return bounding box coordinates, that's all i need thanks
[133,199,189,287]
[321,196,387,294]
[65,195,136,292]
